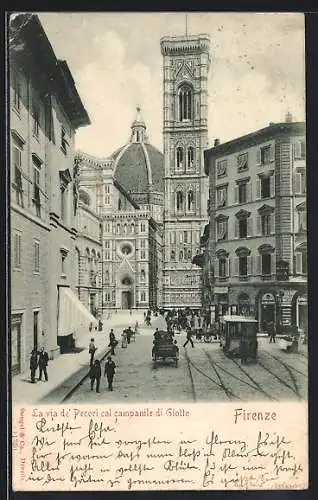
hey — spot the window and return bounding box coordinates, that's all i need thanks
[12,145,23,207]
[61,127,69,154]
[12,232,21,268]
[104,270,109,282]
[261,254,271,275]
[179,250,184,261]
[178,85,193,121]
[238,183,247,204]
[261,176,271,199]
[176,147,184,170]
[295,169,306,195]
[60,250,67,275]
[184,231,189,244]
[33,165,41,217]
[140,250,146,260]
[217,159,227,178]
[140,240,145,248]
[176,191,184,212]
[60,187,67,222]
[187,249,192,260]
[295,245,307,274]
[237,153,248,172]
[12,72,21,111]
[187,190,194,211]
[104,185,110,205]
[219,258,227,278]
[121,244,132,255]
[123,223,127,234]
[140,291,146,302]
[259,145,272,165]
[298,210,307,232]
[170,250,176,261]
[261,214,271,236]
[141,222,146,232]
[32,105,40,137]
[34,241,40,273]
[140,269,145,282]
[239,256,248,276]
[239,218,247,238]
[216,186,227,208]
[170,231,176,244]
[118,199,122,210]
[187,147,194,169]
[216,219,228,241]
[294,140,306,160]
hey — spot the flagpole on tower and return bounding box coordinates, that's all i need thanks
[185,13,188,36]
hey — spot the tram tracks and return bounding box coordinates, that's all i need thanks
[183,347,240,401]
[260,352,305,400]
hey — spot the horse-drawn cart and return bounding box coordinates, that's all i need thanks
[152,330,179,367]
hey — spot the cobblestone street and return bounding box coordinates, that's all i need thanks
[64,318,307,404]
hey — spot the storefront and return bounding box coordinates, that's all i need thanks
[213,286,229,321]
[258,291,276,332]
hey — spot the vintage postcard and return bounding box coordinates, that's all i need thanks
[9,12,307,491]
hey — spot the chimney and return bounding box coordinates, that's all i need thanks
[214,138,220,147]
[285,111,293,123]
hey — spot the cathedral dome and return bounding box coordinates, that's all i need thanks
[112,107,164,199]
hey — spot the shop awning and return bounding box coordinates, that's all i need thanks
[58,286,97,338]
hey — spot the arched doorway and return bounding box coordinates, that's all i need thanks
[120,276,134,310]
[257,291,276,332]
[291,292,308,333]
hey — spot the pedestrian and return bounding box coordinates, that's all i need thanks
[104,356,116,391]
[268,321,276,343]
[126,327,133,344]
[30,348,38,384]
[89,338,97,367]
[109,329,118,355]
[121,329,127,348]
[38,346,49,381]
[98,319,103,331]
[90,359,101,393]
[183,328,194,348]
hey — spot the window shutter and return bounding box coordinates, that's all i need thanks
[234,219,239,238]
[246,181,252,201]
[295,173,302,194]
[234,257,239,276]
[256,178,261,199]
[234,186,239,204]
[270,145,275,162]
[256,148,261,165]
[270,175,275,197]
[270,213,275,234]
[247,217,253,237]
[294,141,301,159]
[256,215,262,236]
[271,253,276,276]
[247,256,253,275]
[256,255,261,275]
[295,253,302,274]
[226,258,230,277]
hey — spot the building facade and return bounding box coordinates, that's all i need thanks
[10,14,93,374]
[160,34,211,308]
[75,151,163,312]
[204,117,307,334]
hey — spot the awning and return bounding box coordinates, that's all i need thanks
[58,287,97,339]
[214,286,228,294]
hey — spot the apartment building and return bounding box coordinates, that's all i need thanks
[204,117,307,333]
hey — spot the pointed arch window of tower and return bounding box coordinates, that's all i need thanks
[187,190,195,212]
[176,191,184,212]
[178,85,193,121]
[187,147,195,170]
[176,147,184,170]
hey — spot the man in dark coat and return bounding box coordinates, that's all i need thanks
[90,359,101,393]
[89,338,97,367]
[30,349,38,383]
[104,356,116,391]
[240,337,248,365]
[183,328,194,348]
[38,347,49,381]
[268,321,276,343]
[109,329,117,355]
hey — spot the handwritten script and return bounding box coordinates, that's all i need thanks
[12,404,308,491]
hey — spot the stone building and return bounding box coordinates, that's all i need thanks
[160,34,211,308]
[10,14,93,374]
[203,117,307,334]
[75,147,163,312]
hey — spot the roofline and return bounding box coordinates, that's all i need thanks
[113,179,140,209]
[10,14,90,129]
[204,121,305,174]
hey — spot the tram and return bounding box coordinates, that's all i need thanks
[219,315,258,359]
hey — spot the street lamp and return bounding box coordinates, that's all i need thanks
[275,290,284,335]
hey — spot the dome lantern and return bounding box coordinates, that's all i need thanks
[130,106,149,143]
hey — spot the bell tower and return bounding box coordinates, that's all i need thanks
[160,34,211,308]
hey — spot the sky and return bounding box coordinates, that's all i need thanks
[38,12,305,157]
